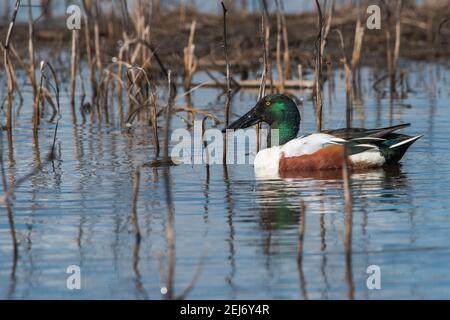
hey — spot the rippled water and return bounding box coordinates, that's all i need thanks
[1,60,450,299]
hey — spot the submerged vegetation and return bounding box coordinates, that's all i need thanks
[0,0,449,299]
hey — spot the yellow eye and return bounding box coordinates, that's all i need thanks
[265,101,271,107]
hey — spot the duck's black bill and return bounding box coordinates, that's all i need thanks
[221,102,262,133]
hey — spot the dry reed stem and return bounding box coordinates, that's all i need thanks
[314,0,327,132]
[257,1,270,151]
[222,2,232,165]
[261,0,273,93]
[1,45,24,108]
[276,0,285,92]
[164,70,176,161]
[275,0,285,92]
[27,0,37,97]
[70,29,79,122]
[33,61,60,135]
[3,0,21,131]
[385,2,395,95]
[33,62,45,130]
[202,115,214,166]
[280,0,291,79]
[183,20,197,125]
[393,0,403,92]
[183,20,197,92]
[82,12,98,104]
[335,29,353,128]
[93,2,103,83]
[150,85,160,157]
[350,5,365,80]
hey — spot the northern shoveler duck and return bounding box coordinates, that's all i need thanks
[223,94,422,176]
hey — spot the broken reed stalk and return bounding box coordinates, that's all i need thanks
[393,0,402,93]
[385,2,395,95]
[183,20,197,92]
[82,10,98,104]
[94,2,103,85]
[275,0,285,92]
[257,0,269,151]
[27,0,37,97]
[34,61,60,156]
[222,2,232,165]
[131,166,142,243]
[116,37,132,127]
[183,20,197,125]
[3,46,24,107]
[351,3,365,82]
[280,0,291,79]
[3,0,21,131]
[261,0,273,93]
[33,63,45,130]
[335,29,353,129]
[314,0,325,132]
[202,115,214,166]
[70,29,78,121]
[150,85,160,157]
[164,70,176,162]
[47,63,61,157]
[311,1,333,130]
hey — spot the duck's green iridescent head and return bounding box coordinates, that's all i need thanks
[223,94,301,145]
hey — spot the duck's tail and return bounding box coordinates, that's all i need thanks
[381,134,423,164]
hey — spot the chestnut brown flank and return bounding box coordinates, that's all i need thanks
[279,145,351,172]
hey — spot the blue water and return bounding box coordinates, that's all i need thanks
[1,55,450,299]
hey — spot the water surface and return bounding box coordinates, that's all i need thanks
[1,61,450,299]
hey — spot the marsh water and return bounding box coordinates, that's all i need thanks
[1,60,450,299]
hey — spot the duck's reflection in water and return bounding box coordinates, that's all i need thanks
[253,165,409,299]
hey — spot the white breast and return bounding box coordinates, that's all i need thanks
[254,146,282,177]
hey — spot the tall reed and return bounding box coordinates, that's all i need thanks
[351,2,365,82]
[70,29,79,123]
[222,2,232,165]
[335,29,353,129]
[314,0,332,132]
[276,0,285,92]
[27,0,37,97]
[3,0,21,131]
